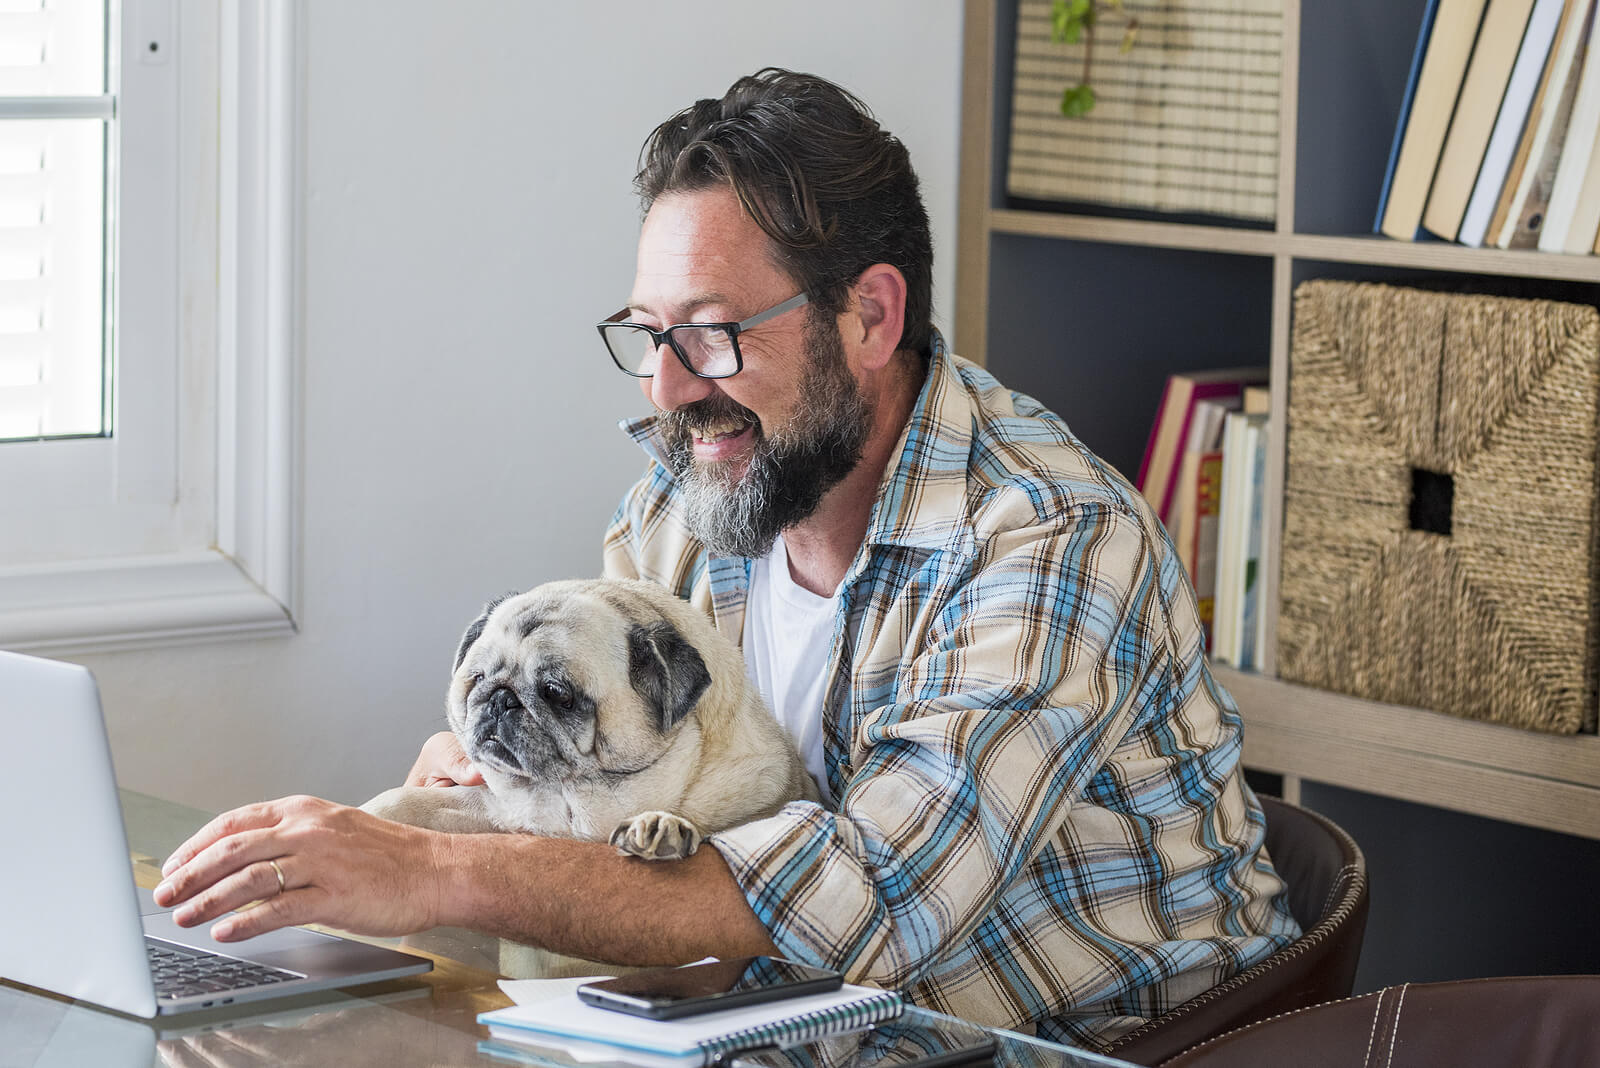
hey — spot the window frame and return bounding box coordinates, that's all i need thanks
[0,0,301,655]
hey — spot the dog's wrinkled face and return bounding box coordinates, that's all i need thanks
[447,583,713,789]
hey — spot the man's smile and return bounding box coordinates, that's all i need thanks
[691,418,758,461]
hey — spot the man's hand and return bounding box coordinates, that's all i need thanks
[153,795,452,942]
[406,730,484,787]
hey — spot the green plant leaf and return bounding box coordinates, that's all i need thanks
[1051,0,1092,42]
[1050,0,1072,41]
[1060,84,1096,117]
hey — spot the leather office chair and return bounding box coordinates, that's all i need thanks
[1159,975,1600,1067]
[1098,796,1370,1066]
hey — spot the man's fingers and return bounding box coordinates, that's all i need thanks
[156,825,282,909]
[210,886,327,942]
[446,757,485,787]
[161,799,287,876]
[168,856,285,929]
[405,732,483,787]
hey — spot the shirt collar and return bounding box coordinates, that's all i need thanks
[618,328,977,559]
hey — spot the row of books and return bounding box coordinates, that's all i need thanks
[1135,369,1271,670]
[1376,0,1600,252]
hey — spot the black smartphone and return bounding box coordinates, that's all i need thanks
[576,957,844,1020]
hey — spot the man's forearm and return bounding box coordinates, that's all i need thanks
[435,831,779,966]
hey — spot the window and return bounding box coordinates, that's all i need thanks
[0,1,300,654]
[0,0,110,441]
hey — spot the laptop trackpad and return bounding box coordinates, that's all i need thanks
[139,887,341,955]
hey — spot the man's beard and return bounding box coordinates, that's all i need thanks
[660,316,871,559]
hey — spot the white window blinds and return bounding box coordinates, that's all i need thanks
[0,0,111,441]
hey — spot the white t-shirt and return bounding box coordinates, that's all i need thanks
[742,534,837,805]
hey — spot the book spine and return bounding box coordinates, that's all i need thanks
[1136,377,1177,490]
[696,993,904,1063]
[1460,0,1568,245]
[1503,4,1593,246]
[1377,0,1445,231]
[1193,450,1226,652]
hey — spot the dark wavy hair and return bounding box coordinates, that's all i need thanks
[634,68,934,358]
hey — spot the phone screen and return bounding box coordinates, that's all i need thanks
[577,957,842,1019]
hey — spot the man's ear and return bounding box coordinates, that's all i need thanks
[850,263,907,370]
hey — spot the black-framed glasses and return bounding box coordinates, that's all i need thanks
[597,291,810,379]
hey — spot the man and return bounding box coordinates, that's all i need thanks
[156,69,1299,1048]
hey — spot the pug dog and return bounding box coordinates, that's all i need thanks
[362,578,820,860]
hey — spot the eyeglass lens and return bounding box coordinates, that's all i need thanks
[603,324,740,378]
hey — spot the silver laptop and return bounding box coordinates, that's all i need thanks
[0,649,433,1017]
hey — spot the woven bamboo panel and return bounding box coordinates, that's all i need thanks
[1005,0,1282,221]
[1279,280,1600,734]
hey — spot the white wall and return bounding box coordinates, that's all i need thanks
[82,3,965,813]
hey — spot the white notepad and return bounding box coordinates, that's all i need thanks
[479,983,904,1068]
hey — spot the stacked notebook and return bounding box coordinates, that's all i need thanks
[480,983,904,1068]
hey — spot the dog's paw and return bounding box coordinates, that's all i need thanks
[610,811,703,860]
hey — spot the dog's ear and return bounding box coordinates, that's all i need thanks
[454,593,515,671]
[627,620,711,732]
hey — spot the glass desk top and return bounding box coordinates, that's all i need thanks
[1,791,1137,1068]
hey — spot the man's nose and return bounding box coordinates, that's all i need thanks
[646,341,714,412]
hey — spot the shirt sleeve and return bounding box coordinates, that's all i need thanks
[710,500,1172,990]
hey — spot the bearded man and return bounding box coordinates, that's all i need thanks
[155,69,1299,1050]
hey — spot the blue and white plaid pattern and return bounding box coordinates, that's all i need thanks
[602,332,1300,1049]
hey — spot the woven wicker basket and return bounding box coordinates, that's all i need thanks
[1278,281,1600,734]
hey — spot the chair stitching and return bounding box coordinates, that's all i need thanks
[1318,865,1358,921]
[1105,870,1371,1052]
[1149,989,1384,1065]
[1383,984,1408,1068]
[1361,986,1387,1068]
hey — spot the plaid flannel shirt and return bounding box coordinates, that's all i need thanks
[601,332,1300,1048]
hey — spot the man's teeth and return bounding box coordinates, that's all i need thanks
[693,420,750,443]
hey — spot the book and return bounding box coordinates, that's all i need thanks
[1136,367,1268,529]
[1213,413,1269,669]
[479,984,904,1068]
[1565,126,1600,249]
[1239,417,1269,671]
[1171,398,1237,634]
[1568,116,1600,247]
[1423,0,1540,240]
[1211,412,1251,665]
[1192,444,1226,650]
[1539,11,1600,248]
[1490,0,1596,246]
[1376,0,1447,230]
[1378,0,1492,240]
[1459,0,1569,245]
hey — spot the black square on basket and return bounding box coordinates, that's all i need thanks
[1409,468,1454,537]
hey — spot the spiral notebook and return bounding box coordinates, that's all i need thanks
[479,983,904,1068]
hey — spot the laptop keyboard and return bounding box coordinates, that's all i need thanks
[147,939,304,1001]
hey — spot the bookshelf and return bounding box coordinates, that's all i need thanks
[957,0,1600,840]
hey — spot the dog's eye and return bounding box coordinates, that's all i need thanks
[540,680,573,709]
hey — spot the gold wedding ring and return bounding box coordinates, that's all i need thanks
[267,857,287,897]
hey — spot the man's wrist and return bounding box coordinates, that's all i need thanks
[424,828,468,930]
